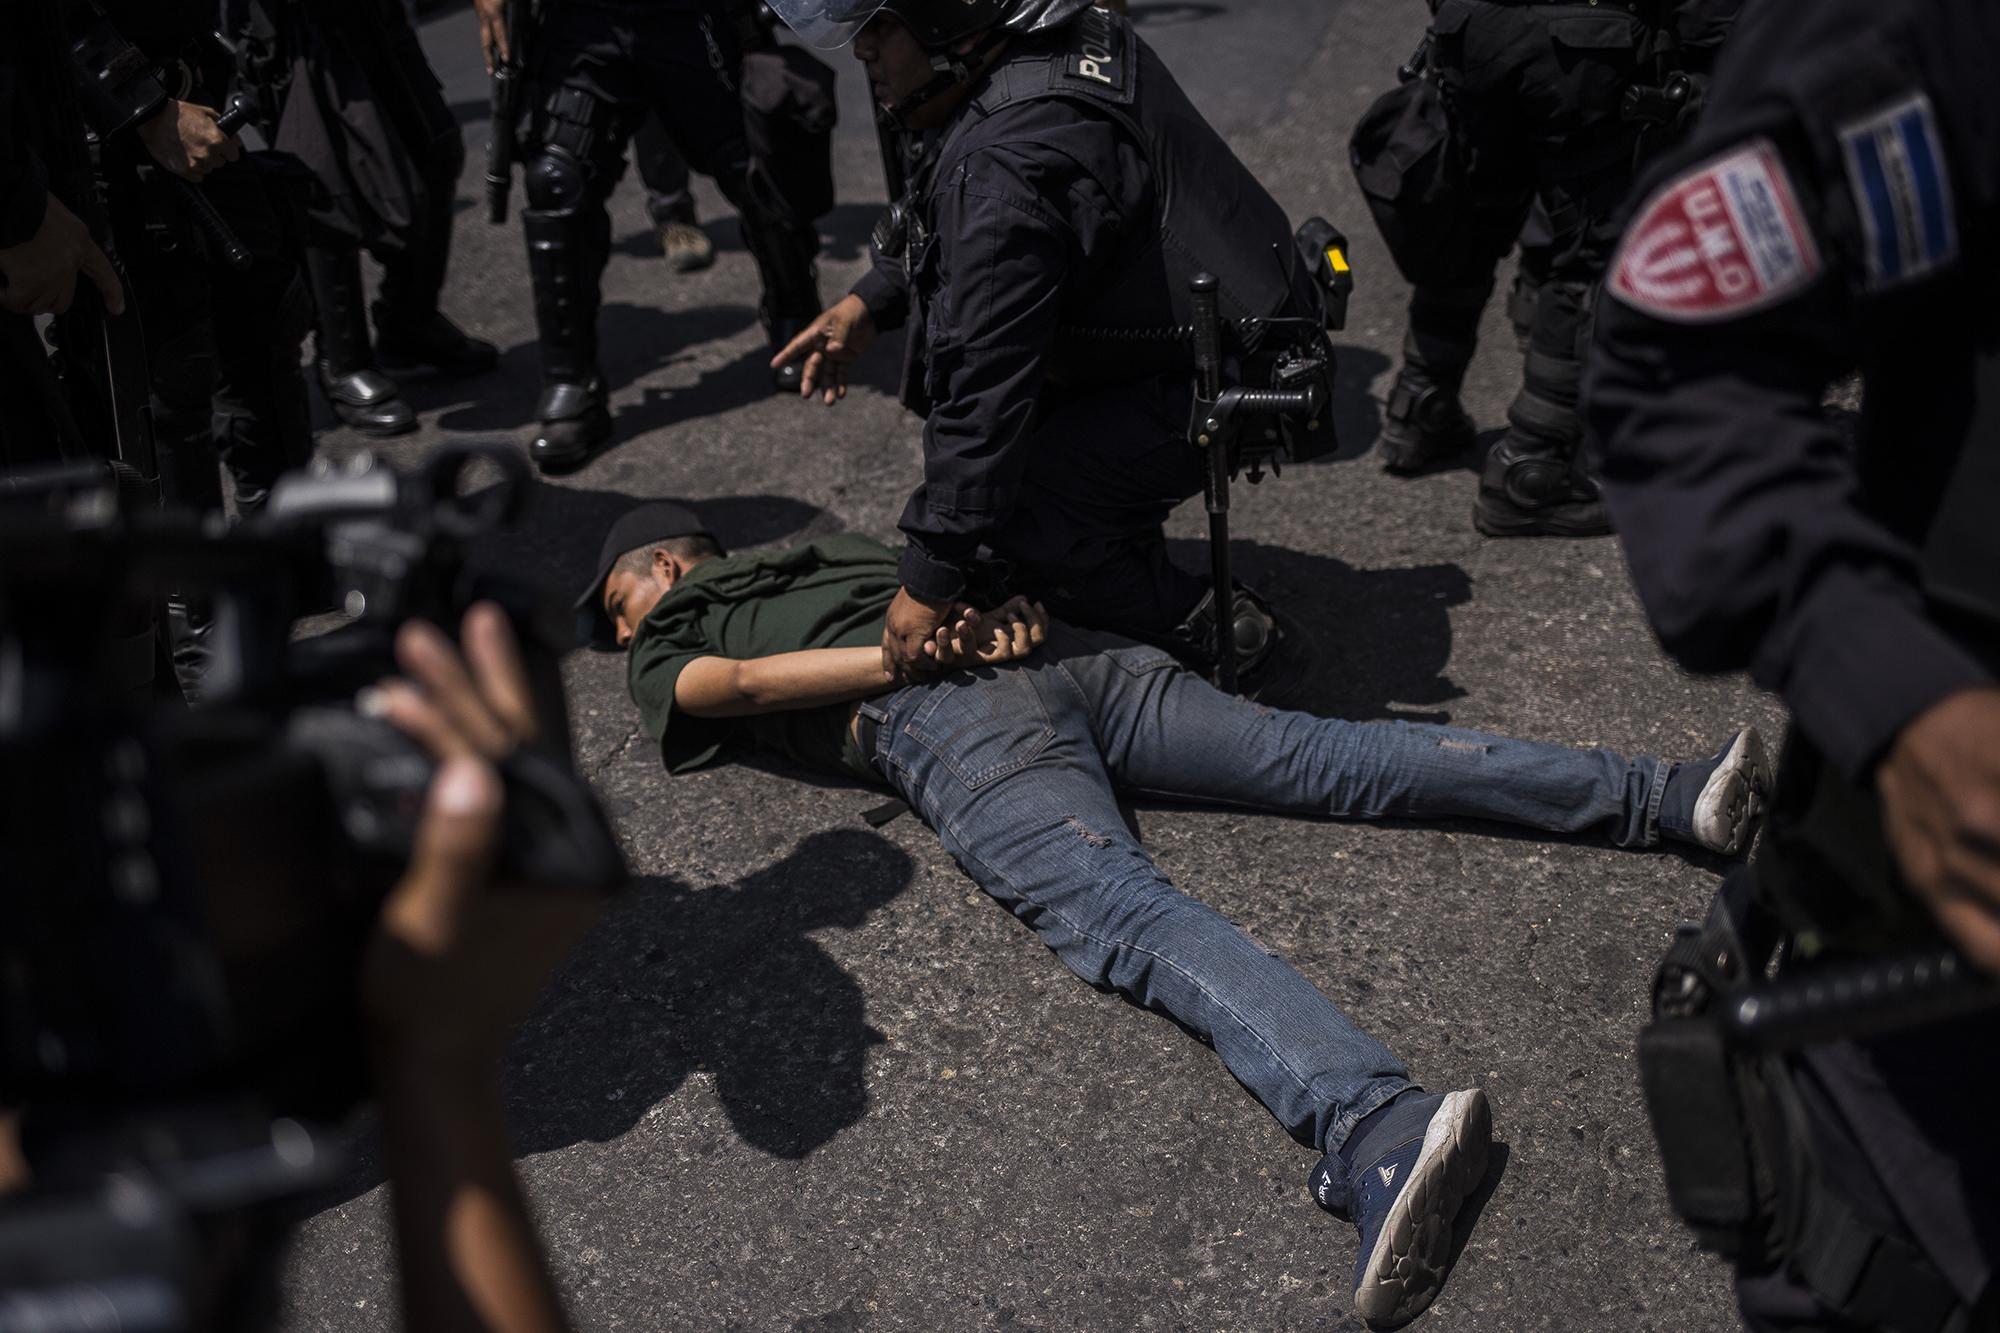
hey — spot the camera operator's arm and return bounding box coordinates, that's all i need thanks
[364,605,596,1333]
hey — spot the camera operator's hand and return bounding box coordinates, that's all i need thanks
[0,195,124,316]
[925,597,1050,668]
[138,99,241,183]
[361,603,588,1333]
[1878,686,2000,974]
[475,0,511,73]
[772,293,876,405]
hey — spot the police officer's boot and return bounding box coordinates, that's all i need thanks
[1474,278,1609,537]
[522,208,612,473]
[1380,285,1487,473]
[1174,583,1321,706]
[733,162,821,394]
[1472,415,1608,537]
[304,244,417,438]
[1380,349,1475,474]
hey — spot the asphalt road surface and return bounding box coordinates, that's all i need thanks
[277,2,1784,1329]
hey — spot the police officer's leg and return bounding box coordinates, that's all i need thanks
[640,5,820,391]
[1509,198,1557,350]
[1474,178,1620,538]
[1383,1,1536,475]
[634,113,713,272]
[998,376,1317,699]
[122,185,228,695]
[1380,277,1496,474]
[373,132,497,378]
[304,239,417,437]
[519,61,627,472]
[203,159,315,512]
[1474,265,1605,536]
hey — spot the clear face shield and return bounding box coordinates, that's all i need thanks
[764,0,889,49]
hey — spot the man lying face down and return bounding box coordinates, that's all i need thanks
[582,502,1769,1327]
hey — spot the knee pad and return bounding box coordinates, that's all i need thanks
[523,145,593,216]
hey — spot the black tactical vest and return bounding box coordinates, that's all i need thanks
[912,6,1323,386]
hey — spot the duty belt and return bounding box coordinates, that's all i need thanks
[1639,872,2000,1333]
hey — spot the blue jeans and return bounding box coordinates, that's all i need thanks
[859,625,1672,1176]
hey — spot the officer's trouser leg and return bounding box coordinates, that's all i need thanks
[520,80,618,472]
[304,241,416,437]
[1380,279,1492,473]
[203,161,314,512]
[375,118,464,327]
[212,251,314,512]
[1474,275,1609,537]
[640,6,819,388]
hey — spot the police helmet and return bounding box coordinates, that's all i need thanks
[771,0,1096,51]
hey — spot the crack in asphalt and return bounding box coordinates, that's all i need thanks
[588,722,645,782]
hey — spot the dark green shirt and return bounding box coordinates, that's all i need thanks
[626,535,902,779]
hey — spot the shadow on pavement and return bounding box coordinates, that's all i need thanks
[505,827,912,1160]
[300,828,912,1217]
[1168,537,1471,723]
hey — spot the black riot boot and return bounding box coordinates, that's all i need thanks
[1473,276,1609,537]
[304,243,416,437]
[1173,583,1322,707]
[1471,410,1609,537]
[1379,284,1489,473]
[522,206,612,472]
[733,162,821,394]
[1380,355,1476,475]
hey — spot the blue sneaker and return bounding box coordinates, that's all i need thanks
[1313,1088,1491,1327]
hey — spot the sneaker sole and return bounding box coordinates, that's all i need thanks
[1353,1088,1491,1328]
[1693,727,1770,857]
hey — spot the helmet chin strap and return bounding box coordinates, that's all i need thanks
[886,28,1009,125]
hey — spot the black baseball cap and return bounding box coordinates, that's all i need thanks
[573,500,719,647]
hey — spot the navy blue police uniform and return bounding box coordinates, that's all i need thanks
[851,4,1329,675]
[1588,1,2000,1326]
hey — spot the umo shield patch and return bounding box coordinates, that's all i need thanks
[1608,139,1821,322]
[1840,93,1957,289]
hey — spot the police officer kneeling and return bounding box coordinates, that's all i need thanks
[770,0,1332,693]
[1588,2,2000,1326]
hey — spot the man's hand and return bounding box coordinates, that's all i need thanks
[138,99,241,183]
[925,597,1051,668]
[361,603,601,1074]
[882,585,962,681]
[0,195,122,316]
[475,0,510,73]
[1877,686,2000,973]
[772,293,876,404]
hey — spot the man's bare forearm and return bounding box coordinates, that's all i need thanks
[678,646,894,717]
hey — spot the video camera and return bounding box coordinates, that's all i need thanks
[0,444,625,1330]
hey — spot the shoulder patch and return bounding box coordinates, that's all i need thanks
[1839,93,1957,289]
[1060,4,1131,95]
[1608,140,1821,322]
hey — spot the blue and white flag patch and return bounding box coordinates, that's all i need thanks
[1839,93,1958,289]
